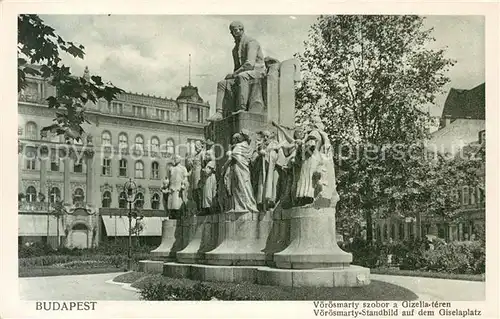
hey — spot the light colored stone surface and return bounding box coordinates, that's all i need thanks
[273,207,352,269]
[257,265,370,288]
[150,219,185,259]
[176,215,217,263]
[204,211,271,266]
[138,260,164,274]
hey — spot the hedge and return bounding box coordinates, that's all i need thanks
[135,275,418,301]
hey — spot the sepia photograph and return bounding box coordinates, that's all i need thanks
[1,2,499,318]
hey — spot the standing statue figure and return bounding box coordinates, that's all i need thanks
[208,21,265,121]
[252,130,280,211]
[223,130,258,213]
[272,121,306,208]
[186,140,204,212]
[164,155,189,219]
[199,140,217,215]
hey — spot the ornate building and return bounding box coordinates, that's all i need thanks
[18,67,209,248]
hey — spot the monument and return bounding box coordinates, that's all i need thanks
[142,21,370,287]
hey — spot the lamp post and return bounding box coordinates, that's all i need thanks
[124,178,137,271]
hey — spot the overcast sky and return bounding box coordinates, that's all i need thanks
[40,15,484,117]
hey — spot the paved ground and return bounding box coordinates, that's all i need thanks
[371,274,485,301]
[19,272,140,300]
[19,272,485,301]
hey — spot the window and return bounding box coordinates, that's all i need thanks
[74,158,83,173]
[189,107,202,123]
[101,131,111,146]
[118,133,128,149]
[390,223,396,240]
[49,187,61,203]
[133,105,146,117]
[102,191,111,208]
[25,122,38,140]
[102,158,111,176]
[50,152,60,172]
[135,135,144,150]
[376,225,381,241]
[73,188,84,204]
[469,187,476,205]
[112,102,123,114]
[151,137,160,152]
[166,139,175,155]
[151,193,160,209]
[383,224,388,241]
[119,192,127,208]
[119,159,127,177]
[479,130,485,144]
[25,147,36,170]
[398,222,405,240]
[462,186,470,205]
[151,161,159,179]
[477,186,485,204]
[134,193,144,209]
[135,161,144,178]
[26,186,37,202]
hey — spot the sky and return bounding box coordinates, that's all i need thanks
[40,15,485,117]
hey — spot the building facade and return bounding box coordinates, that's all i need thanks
[373,83,486,243]
[18,68,209,248]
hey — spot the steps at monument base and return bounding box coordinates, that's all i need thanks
[138,260,371,287]
[138,260,165,274]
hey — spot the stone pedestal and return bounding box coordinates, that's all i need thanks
[273,207,352,269]
[204,211,272,266]
[176,214,219,263]
[150,219,185,260]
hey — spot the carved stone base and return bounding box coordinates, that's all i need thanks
[272,207,353,269]
[150,220,185,260]
[257,265,370,287]
[176,215,220,264]
[159,262,370,287]
[204,211,272,266]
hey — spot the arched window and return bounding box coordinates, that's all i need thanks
[73,188,85,204]
[25,122,38,140]
[383,224,388,241]
[166,139,175,155]
[119,191,127,208]
[376,225,381,241]
[151,193,160,209]
[101,131,111,146]
[134,193,144,209]
[25,146,36,170]
[151,136,160,152]
[135,161,144,178]
[135,135,144,150]
[49,187,61,203]
[151,161,159,179]
[102,191,111,208]
[391,223,396,240]
[26,186,37,202]
[119,158,127,177]
[398,222,405,240]
[118,133,128,149]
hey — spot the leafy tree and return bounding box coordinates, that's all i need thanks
[296,15,455,240]
[18,14,123,142]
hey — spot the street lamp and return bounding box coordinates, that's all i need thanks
[124,178,137,271]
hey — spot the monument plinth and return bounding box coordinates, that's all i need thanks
[145,21,370,288]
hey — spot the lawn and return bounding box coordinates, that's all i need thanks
[19,266,126,277]
[114,272,419,301]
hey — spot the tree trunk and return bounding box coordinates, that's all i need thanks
[365,209,373,242]
[415,210,422,240]
[56,214,60,248]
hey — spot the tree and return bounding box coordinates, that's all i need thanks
[296,16,455,241]
[18,14,123,142]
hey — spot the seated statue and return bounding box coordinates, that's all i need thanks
[208,21,266,121]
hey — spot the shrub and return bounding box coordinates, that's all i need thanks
[422,241,485,274]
